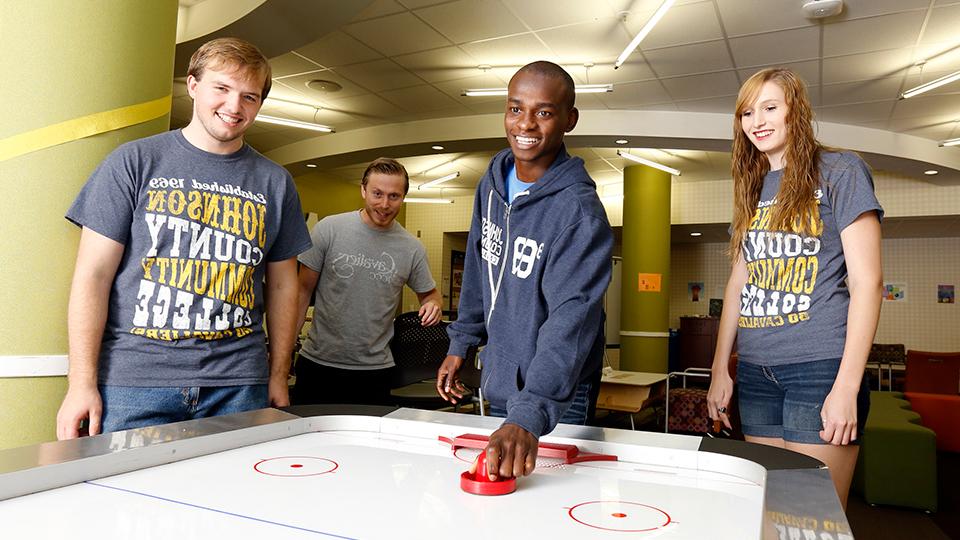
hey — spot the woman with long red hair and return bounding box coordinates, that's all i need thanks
[707,68,884,509]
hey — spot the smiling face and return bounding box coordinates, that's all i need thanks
[360,172,406,230]
[184,64,265,154]
[504,70,578,182]
[740,80,789,170]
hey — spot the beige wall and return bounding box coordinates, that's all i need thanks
[669,239,960,352]
[402,173,960,354]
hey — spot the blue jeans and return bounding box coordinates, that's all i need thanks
[99,384,268,434]
[737,358,870,444]
[487,378,597,426]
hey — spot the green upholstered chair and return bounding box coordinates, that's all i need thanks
[852,392,937,512]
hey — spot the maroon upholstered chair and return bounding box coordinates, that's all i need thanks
[905,350,960,395]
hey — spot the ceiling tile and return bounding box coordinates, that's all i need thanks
[334,59,424,92]
[729,27,819,68]
[891,92,960,119]
[738,60,820,87]
[674,94,738,113]
[598,79,672,108]
[460,34,553,66]
[660,71,741,101]
[323,93,407,120]
[415,0,528,43]
[380,84,464,113]
[821,77,904,106]
[349,0,407,21]
[716,0,809,36]
[398,0,450,8]
[607,58,657,84]
[393,47,493,83]
[842,0,932,19]
[269,52,324,77]
[631,0,724,50]
[275,71,370,101]
[920,4,960,45]
[822,49,915,84]
[507,0,620,29]
[296,31,383,68]
[643,41,734,77]
[536,21,632,63]
[815,101,895,124]
[822,12,926,57]
[432,74,509,105]
[344,12,451,56]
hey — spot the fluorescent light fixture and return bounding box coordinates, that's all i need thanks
[690,232,702,237]
[924,170,939,175]
[615,0,675,69]
[572,84,613,94]
[939,137,960,147]
[306,163,317,168]
[615,139,629,145]
[255,115,334,132]
[431,145,444,150]
[617,150,681,176]
[404,197,453,204]
[462,84,612,97]
[900,70,960,99]
[418,171,460,190]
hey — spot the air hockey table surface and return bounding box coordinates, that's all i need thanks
[0,407,854,539]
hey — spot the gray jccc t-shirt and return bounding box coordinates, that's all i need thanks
[66,130,311,386]
[736,151,883,366]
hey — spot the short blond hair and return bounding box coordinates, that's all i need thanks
[187,37,272,100]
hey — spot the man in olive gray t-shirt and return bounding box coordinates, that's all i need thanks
[293,158,441,405]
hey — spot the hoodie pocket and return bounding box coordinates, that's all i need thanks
[479,348,521,406]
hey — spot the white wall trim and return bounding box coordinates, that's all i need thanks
[620,331,670,338]
[0,355,69,378]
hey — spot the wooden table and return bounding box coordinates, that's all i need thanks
[596,370,667,429]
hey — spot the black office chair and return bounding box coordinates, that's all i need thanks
[388,312,475,411]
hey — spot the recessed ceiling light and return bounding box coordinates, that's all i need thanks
[305,79,342,93]
[306,163,317,168]
[431,145,444,151]
[615,139,629,145]
[690,232,702,237]
[924,170,939,175]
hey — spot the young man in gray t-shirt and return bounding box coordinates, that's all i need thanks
[293,158,441,405]
[57,38,311,439]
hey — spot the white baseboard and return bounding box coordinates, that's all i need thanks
[0,355,69,378]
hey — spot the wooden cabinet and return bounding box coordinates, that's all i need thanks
[678,316,720,370]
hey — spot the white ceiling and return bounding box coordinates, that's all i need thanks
[171,0,960,196]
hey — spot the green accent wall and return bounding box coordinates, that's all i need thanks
[0,2,178,450]
[294,174,407,226]
[619,165,671,372]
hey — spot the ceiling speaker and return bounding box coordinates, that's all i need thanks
[801,0,843,18]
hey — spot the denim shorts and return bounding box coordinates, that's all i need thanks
[737,358,870,444]
[100,384,268,434]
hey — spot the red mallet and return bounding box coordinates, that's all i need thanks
[460,450,516,496]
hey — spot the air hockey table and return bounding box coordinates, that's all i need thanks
[0,406,855,539]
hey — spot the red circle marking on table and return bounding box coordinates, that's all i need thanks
[568,501,673,533]
[253,456,338,477]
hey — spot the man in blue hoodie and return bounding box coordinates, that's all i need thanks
[436,61,613,481]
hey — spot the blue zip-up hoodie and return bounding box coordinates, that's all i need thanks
[447,146,613,437]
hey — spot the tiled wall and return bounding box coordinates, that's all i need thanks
[669,239,960,352]
[401,195,473,312]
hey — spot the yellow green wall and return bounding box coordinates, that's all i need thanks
[0,1,178,450]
